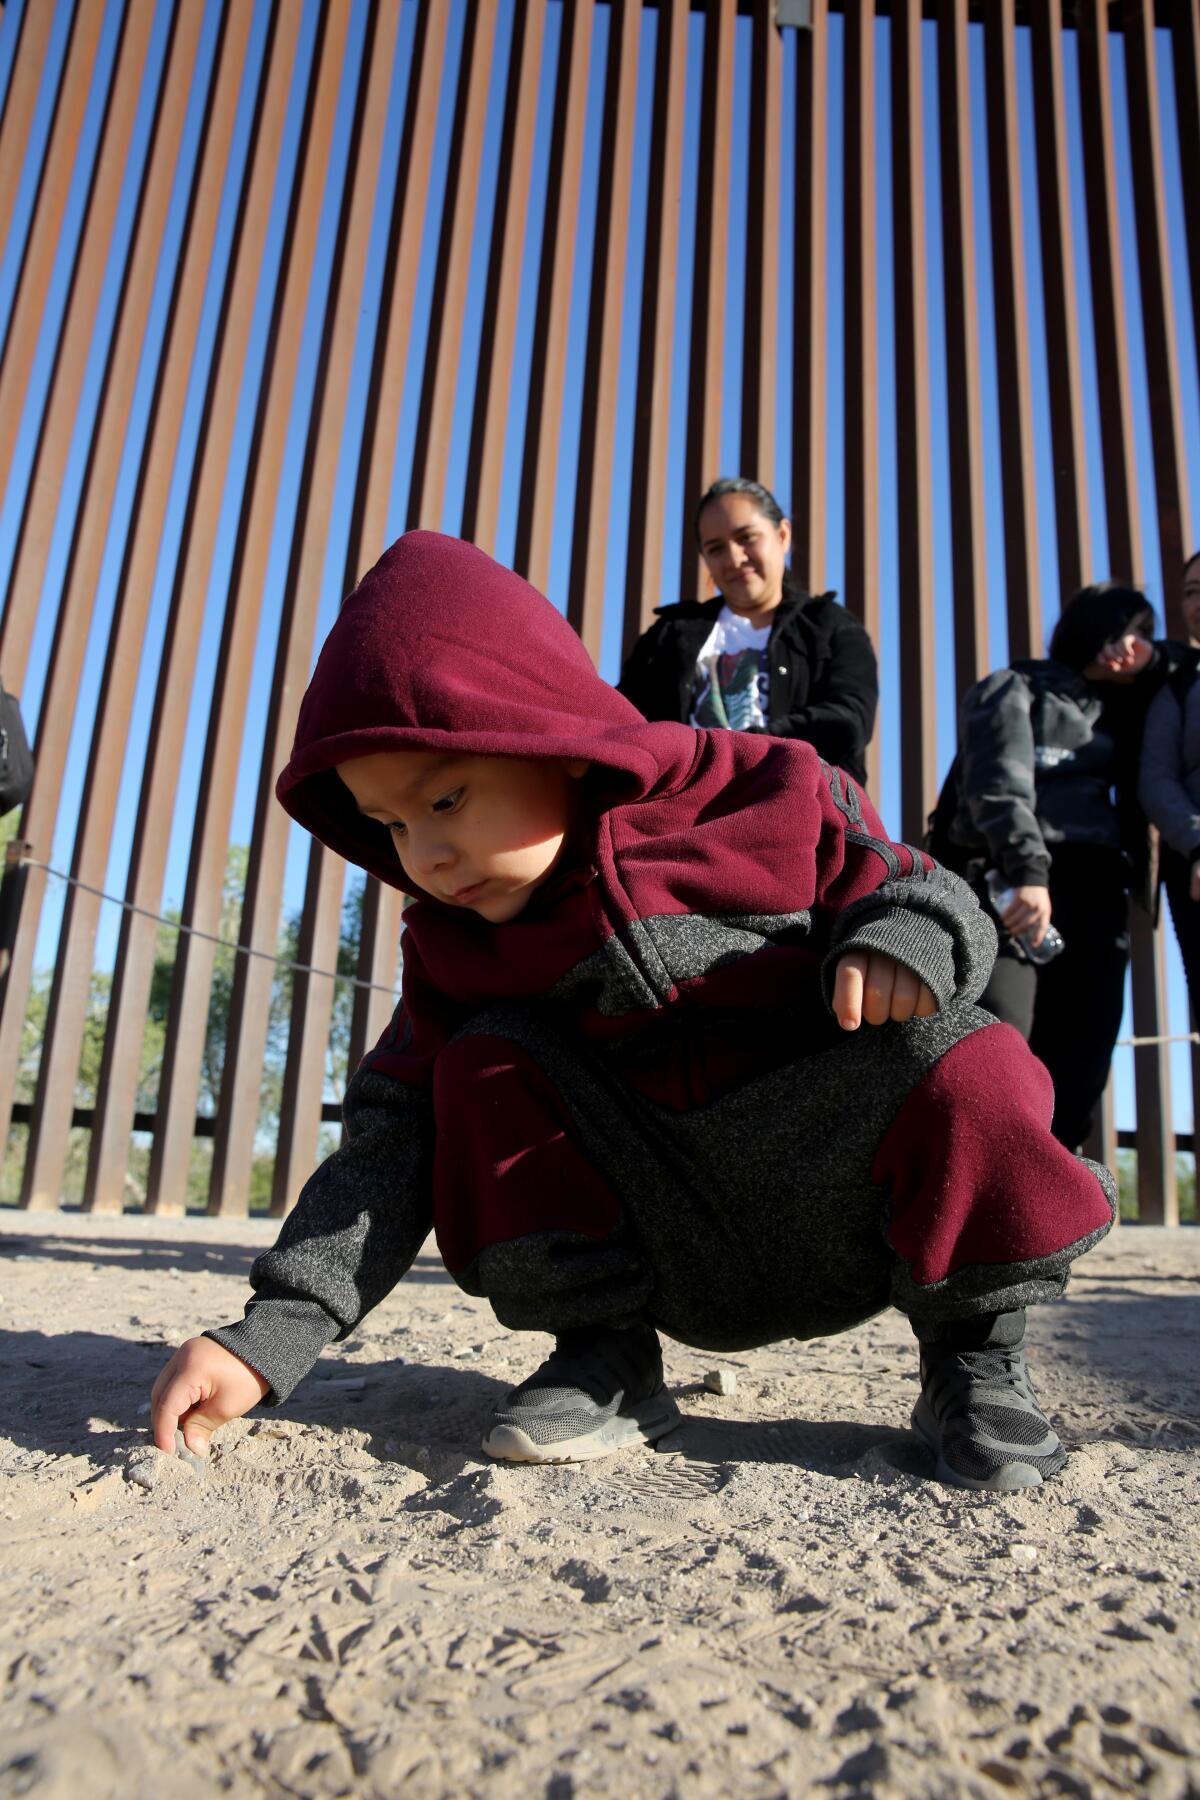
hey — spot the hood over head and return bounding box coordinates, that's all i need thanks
[1048,581,1155,673]
[277,532,676,893]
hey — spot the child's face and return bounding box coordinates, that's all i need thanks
[337,749,588,922]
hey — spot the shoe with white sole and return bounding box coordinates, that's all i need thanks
[483,1323,680,1463]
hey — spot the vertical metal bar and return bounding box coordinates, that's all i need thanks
[0,0,160,1166]
[680,0,734,603]
[460,0,547,556]
[567,0,641,665]
[741,0,781,489]
[147,1,356,1216]
[937,0,989,700]
[513,0,594,595]
[623,0,688,651]
[210,0,402,1219]
[404,0,499,532]
[351,0,450,566]
[0,0,154,685]
[83,2,303,1216]
[792,0,828,595]
[1029,0,1091,601]
[0,0,55,254]
[1076,0,1144,583]
[1123,0,1193,628]
[1128,906,1178,1225]
[336,1,452,1091]
[16,0,211,1211]
[1076,0,1165,1223]
[983,0,1041,660]
[842,0,880,797]
[1172,0,1200,394]
[1122,0,1192,1225]
[271,842,343,1215]
[0,0,105,552]
[891,0,937,843]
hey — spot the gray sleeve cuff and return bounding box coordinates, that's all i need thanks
[822,866,998,1011]
[205,1293,341,1405]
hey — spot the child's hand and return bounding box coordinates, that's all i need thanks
[151,1337,271,1459]
[833,950,938,1030]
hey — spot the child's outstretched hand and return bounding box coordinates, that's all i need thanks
[833,949,938,1030]
[151,1337,271,1460]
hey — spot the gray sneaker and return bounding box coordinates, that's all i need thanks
[483,1324,681,1463]
[912,1311,1067,1492]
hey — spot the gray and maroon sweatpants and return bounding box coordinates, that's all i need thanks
[429,1003,1116,1350]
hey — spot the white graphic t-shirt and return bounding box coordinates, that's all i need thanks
[689,607,772,731]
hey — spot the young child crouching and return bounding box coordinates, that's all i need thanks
[152,532,1115,1493]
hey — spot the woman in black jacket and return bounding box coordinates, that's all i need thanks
[945,582,1184,1153]
[618,478,878,787]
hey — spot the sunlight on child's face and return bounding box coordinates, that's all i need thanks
[337,749,588,922]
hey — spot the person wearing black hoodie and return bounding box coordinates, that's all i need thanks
[945,582,1187,1154]
[150,533,1114,1493]
[618,478,878,788]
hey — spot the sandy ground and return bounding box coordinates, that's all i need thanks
[1,1210,1198,1799]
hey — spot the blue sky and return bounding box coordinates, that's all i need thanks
[0,0,1198,1128]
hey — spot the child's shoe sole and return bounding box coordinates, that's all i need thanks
[482,1387,682,1464]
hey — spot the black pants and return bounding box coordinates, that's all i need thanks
[978,846,1130,1153]
[1161,845,1200,1030]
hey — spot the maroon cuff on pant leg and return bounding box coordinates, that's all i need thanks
[874,1021,1115,1291]
[432,1033,622,1275]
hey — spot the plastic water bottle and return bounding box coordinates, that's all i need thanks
[985,870,1065,965]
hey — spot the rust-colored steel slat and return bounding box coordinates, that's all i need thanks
[1128,905,1178,1224]
[1121,0,1190,1225]
[514,0,594,595]
[1,0,159,668]
[1076,0,1143,583]
[1173,0,1200,388]
[623,0,688,651]
[84,2,305,1216]
[14,0,213,1211]
[338,1,450,1082]
[81,2,259,1213]
[0,0,106,573]
[353,0,449,564]
[680,0,735,603]
[891,0,937,843]
[741,0,781,489]
[568,0,641,666]
[0,0,55,255]
[983,0,1041,660]
[1123,0,1193,628]
[461,0,547,556]
[842,0,880,799]
[1029,0,1091,600]
[147,3,358,1216]
[345,876,402,1083]
[209,1,405,1219]
[792,0,828,595]
[271,842,345,1215]
[4,2,158,662]
[405,0,499,532]
[937,0,989,700]
[0,0,161,1160]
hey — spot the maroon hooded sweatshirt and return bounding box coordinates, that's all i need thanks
[208,533,1030,1399]
[275,532,994,1101]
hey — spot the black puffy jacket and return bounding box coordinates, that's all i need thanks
[616,591,878,787]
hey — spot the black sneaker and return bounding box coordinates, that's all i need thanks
[483,1324,681,1463]
[912,1310,1067,1492]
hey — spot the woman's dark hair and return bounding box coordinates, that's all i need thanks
[1185,547,1200,579]
[694,477,789,540]
[1048,580,1156,673]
